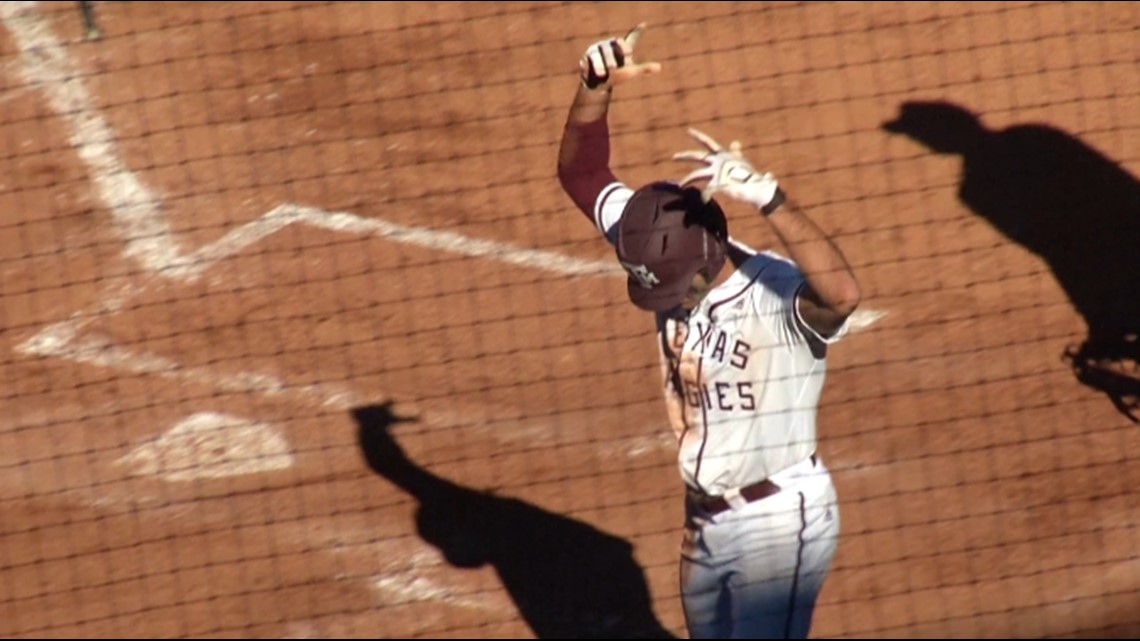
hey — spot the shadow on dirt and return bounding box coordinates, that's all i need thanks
[352,401,676,639]
[882,100,1140,422]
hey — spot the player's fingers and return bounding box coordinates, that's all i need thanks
[610,61,660,83]
[687,127,722,153]
[635,61,661,75]
[672,149,714,164]
[587,48,607,81]
[679,167,715,188]
[621,22,647,52]
[601,41,619,71]
[729,140,743,154]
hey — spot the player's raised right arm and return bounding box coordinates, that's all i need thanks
[556,84,617,219]
[557,24,660,221]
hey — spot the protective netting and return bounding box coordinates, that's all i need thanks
[1,1,1137,637]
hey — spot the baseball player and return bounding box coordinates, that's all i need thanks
[557,25,862,639]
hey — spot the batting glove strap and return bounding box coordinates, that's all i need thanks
[580,39,625,90]
[762,186,786,216]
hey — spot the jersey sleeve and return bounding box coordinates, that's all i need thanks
[595,182,633,245]
[791,282,851,345]
[751,251,850,348]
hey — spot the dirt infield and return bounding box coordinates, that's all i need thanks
[2,1,1138,638]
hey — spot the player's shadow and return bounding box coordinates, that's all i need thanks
[351,402,676,639]
[882,101,1140,422]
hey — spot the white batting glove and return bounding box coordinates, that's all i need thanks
[579,23,661,91]
[673,128,785,215]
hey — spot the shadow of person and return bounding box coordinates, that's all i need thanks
[351,402,676,639]
[882,101,1140,422]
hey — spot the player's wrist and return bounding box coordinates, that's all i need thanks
[580,70,616,92]
[567,85,612,124]
[760,187,786,216]
[576,81,613,99]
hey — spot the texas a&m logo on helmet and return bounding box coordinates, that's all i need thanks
[620,260,661,290]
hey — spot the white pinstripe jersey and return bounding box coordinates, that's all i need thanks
[593,181,848,495]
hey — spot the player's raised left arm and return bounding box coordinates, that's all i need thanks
[674,129,861,338]
[763,197,861,338]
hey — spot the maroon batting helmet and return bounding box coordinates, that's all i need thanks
[615,182,728,312]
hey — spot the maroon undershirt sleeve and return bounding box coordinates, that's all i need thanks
[557,117,619,225]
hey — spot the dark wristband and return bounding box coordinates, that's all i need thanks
[761,187,786,216]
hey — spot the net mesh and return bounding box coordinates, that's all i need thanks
[1,1,1138,637]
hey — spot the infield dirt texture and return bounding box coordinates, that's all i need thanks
[1,2,1138,638]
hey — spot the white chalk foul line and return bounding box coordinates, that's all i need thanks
[0,1,185,277]
[183,203,625,281]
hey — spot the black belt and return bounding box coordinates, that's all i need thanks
[687,454,817,516]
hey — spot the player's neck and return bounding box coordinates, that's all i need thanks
[719,244,750,285]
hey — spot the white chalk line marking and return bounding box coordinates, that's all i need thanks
[274,204,623,278]
[0,1,183,276]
